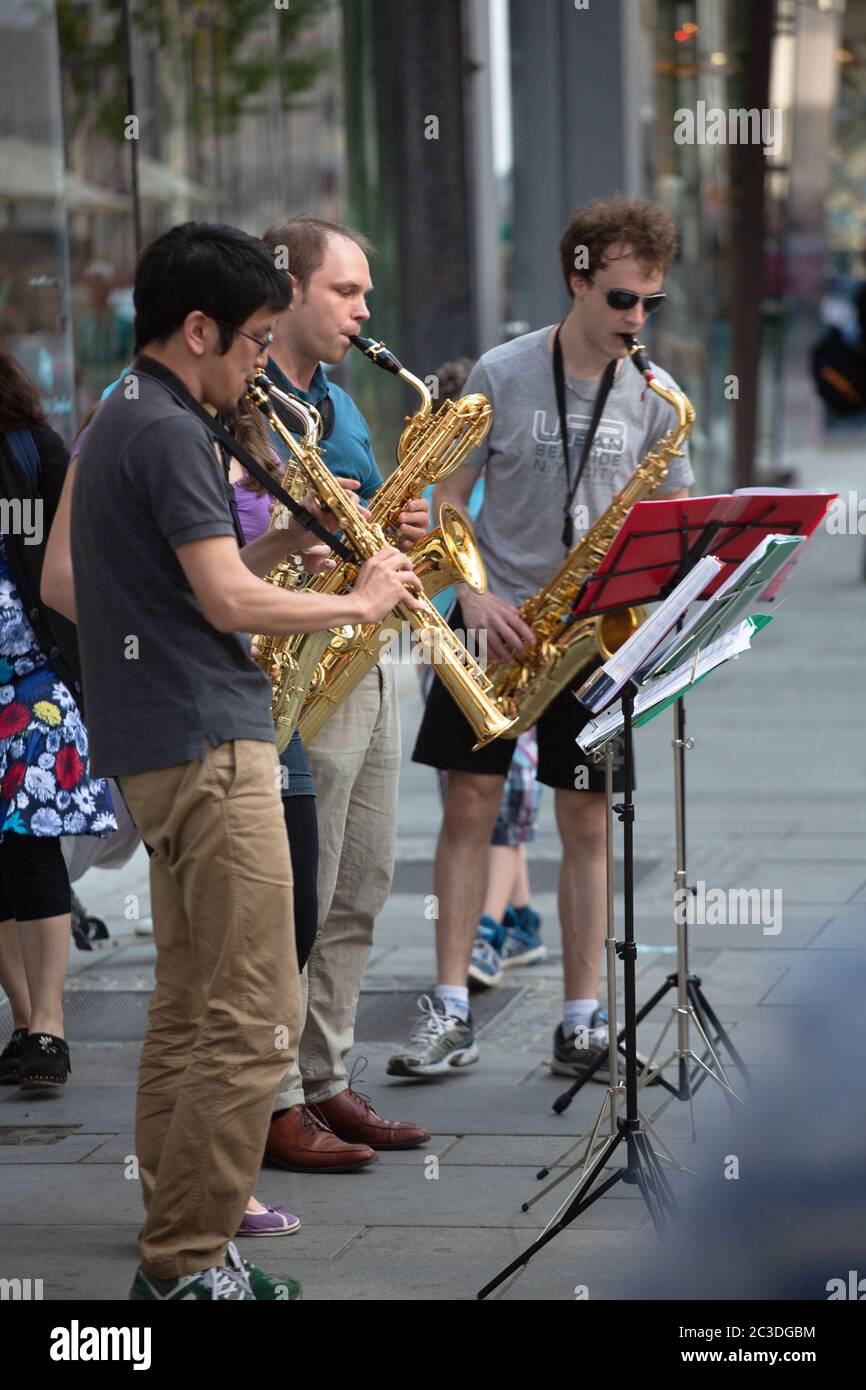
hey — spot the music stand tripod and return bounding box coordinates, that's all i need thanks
[516,737,688,1221]
[477,684,677,1300]
[548,690,747,1132]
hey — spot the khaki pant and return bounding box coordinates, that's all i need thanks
[274,662,400,1109]
[120,739,300,1280]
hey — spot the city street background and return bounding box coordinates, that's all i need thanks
[1,434,861,1301]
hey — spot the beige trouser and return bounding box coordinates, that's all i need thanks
[120,739,300,1280]
[274,662,400,1110]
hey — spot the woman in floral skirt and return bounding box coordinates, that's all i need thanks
[0,348,116,1090]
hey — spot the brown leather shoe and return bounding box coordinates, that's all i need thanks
[309,1087,430,1151]
[265,1104,377,1173]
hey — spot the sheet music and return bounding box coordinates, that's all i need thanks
[634,534,801,681]
[576,554,723,715]
[732,487,833,497]
[577,619,759,753]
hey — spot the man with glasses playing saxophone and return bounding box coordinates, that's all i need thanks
[391,195,694,1083]
[258,218,433,1173]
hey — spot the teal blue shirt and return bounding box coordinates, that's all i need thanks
[266,358,382,503]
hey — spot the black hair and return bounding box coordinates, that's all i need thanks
[133,221,291,353]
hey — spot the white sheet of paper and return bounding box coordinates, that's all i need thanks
[577,619,757,753]
[577,553,723,714]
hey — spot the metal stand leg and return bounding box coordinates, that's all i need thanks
[529,743,687,1203]
[636,701,750,1132]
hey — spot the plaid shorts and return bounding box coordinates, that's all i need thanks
[421,664,543,845]
[491,728,542,846]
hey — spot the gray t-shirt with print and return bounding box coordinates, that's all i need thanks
[71,363,275,778]
[463,325,694,609]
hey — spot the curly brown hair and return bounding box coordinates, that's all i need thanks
[434,358,474,403]
[559,194,678,297]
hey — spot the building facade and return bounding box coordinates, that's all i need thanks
[0,0,852,487]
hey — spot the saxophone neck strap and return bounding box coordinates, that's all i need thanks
[552,327,616,550]
[132,355,355,562]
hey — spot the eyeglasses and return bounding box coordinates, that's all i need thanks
[213,319,274,352]
[587,276,667,315]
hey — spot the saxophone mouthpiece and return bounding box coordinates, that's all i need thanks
[622,333,656,383]
[621,335,654,382]
[349,334,404,377]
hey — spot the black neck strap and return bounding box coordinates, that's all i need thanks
[553,327,616,550]
[132,355,355,562]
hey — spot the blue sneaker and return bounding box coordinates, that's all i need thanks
[468,915,504,990]
[500,905,546,969]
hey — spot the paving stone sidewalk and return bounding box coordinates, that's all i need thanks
[1,438,863,1300]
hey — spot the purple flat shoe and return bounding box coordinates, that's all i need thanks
[236,1203,301,1237]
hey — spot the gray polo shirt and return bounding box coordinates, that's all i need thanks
[71,365,275,777]
[463,326,695,609]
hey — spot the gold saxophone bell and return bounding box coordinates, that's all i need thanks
[407,502,487,600]
[595,604,649,660]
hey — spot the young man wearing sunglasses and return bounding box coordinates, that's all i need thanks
[392,195,694,1083]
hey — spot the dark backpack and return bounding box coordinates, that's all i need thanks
[811,327,866,417]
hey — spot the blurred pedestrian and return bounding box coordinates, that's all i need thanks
[0,347,116,1092]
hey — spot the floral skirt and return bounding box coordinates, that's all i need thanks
[0,664,116,839]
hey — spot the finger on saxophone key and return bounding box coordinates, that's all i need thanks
[354,546,420,621]
[392,551,425,607]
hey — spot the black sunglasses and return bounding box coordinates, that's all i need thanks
[587,276,667,315]
[213,318,274,352]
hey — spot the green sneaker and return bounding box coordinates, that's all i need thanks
[225,1240,302,1301]
[130,1263,254,1300]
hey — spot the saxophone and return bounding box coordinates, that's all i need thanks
[489,337,696,736]
[297,334,493,743]
[249,424,318,749]
[247,373,514,750]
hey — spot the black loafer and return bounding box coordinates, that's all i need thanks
[18,1033,71,1090]
[0,1027,28,1085]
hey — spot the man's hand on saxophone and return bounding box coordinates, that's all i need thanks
[176,533,423,639]
[353,545,425,621]
[395,496,432,549]
[457,586,535,665]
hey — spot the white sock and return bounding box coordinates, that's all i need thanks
[435,985,470,1022]
[563,998,599,1037]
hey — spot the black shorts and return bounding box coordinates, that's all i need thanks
[412,603,631,793]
